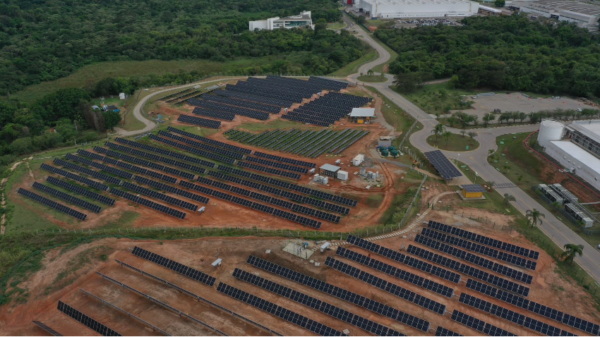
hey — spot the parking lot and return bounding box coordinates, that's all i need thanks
[453,92,597,123]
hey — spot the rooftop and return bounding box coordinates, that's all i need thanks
[320,164,341,172]
[514,0,600,16]
[361,0,474,4]
[568,120,600,145]
[550,141,600,175]
[349,108,375,118]
[461,184,487,193]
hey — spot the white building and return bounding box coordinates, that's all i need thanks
[539,120,600,191]
[249,11,314,31]
[513,0,600,32]
[354,0,479,18]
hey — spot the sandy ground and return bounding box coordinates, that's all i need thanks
[3,208,599,336]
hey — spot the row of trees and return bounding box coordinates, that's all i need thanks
[0,0,356,96]
[443,108,600,128]
[376,15,600,98]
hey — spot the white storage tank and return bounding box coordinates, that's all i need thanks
[352,154,365,166]
[337,170,349,181]
[538,120,564,148]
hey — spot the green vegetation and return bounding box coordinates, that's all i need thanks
[375,15,600,98]
[329,48,378,77]
[357,75,387,83]
[366,194,384,208]
[426,132,479,151]
[327,22,347,30]
[395,82,474,115]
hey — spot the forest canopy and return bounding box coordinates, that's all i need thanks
[375,15,600,98]
[0,0,358,96]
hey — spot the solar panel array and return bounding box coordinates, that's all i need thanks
[132,246,216,286]
[110,188,186,219]
[245,156,309,174]
[201,93,281,113]
[192,106,235,121]
[326,256,447,315]
[168,127,252,155]
[308,76,349,91]
[46,176,114,206]
[407,245,531,298]
[428,221,540,260]
[254,152,315,168]
[237,161,301,180]
[422,228,537,271]
[79,149,178,184]
[41,164,109,191]
[65,153,134,180]
[121,182,198,211]
[424,150,463,180]
[214,88,294,108]
[284,92,371,127]
[135,176,209,204]
[179,180,323,227]
[216,165,357,207]
[467,279,600,335]
[177,114,222,128]
[114,138,215,169]
[459,293,575,336]
[435,326,462,336]
[104,142,207,174]
[57,301,121,336]
[415,235,532,291]
[33,182,101,213]
[346,235,461,283]
[247,255,431,332]
[189,97,270,120]
[225,80,304,104]
[335,247,454,299]
[159,131,244,160]
[217,283,343,336]
[233,268,403,336]
[18,188,87,220]
[150,134,236,165]
[54,158,123,185]
[451,310,515,336]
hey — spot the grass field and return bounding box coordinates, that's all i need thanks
[357,75,387,83]
[11,57,285,103]
[426,133,480,151]
[329,47,378,77]
[371,36,398,74]
[327,22,347,30]
[400,82,477,115]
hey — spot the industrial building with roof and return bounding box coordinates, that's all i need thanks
[348,108,375,124]
[354,0,479,18]
[249,11,314,31]
[538,120,600,191]
[512,0,600,31]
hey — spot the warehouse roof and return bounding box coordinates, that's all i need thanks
[349,108,375,118]
[568,121,600,145]
[361,0,474,5]
[514,0,600,16]
[320,164,341,172]
[549,141,600,175]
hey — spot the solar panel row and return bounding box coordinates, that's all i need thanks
[346,235,461,283]
[237,161,301,180]
[466,279,600,335]
[415,235,532,293]
[285,92,371,127]
[435,326,462,336]
[177,114,222,128]
[254,151,316,168]
[18,188,87,220]
[168,127,252,155]
[103,143,206,175]
[217,283,343,336]
[114,138,216,169]
[335,247,454,299]
[422,228,537,270]
[233,268,403,336]
[247,255,430,332]
[46,176,114,206]
[201,93,282,114]
[325,256,447,315]
[33,182,101,213]
[191,106,235,121]
[407,245,532,297]
[428,220,540,260]
[134,176,209,204]
[159,131,244,160]
[132,246,215,286]
[110,188,186,219]
[150,134,236,165]
[214,88,294,108]
[190,98,270,120]
[41,164,109,191]
[66,153,134,180]
[57,301,120,336]
[459,293,575,336]
[121,182,198,211]
[245,156,309,174]
[451,310,515,336]
[54,158,123,185]
[424,150,462,180]
[308,76,349,91]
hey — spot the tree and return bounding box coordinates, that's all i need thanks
[55,118,77,143]
[526,209,545,227]
[561,244,583,264]
[482,113,495,127]
[467,131,477,143]
[9,137,34,155]
[443,131,452,148]
[357,16,366,24]
[367,69,374,76]
[393,72,433,92]
[104,111,122,131]
[494,0,505,7]
[460,130,466,137]
[503,193,515,206]
[431,124,446,145]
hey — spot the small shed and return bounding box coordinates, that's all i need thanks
[348,108,375,124]
[352,154,365,166]
[119,92,126,100]
[378,136,393,147]
[461,184,486,199]
[320,164,341,178]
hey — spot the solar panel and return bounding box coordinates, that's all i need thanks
[217,283,343,336]
[18,188,87,220]
[233,268,403,336]
[247,255,430,332]
[57,301,121,336]
[41,164,110,191]
[33,182,101,213]
[435,326,462,336]
[177,114,221,128]
[168,127,252,155]
[451,310,515,336]
[132,246,215,286]
[110,188,186,219]
[424,150,462,180]
[461,184,486,193]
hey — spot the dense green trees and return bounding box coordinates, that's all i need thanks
[375,15,600,98]
[0,0,357,96]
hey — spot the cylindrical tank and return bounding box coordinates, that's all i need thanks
[380,149,389,157]
[538,120,564,148]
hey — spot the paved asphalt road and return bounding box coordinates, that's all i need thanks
[125,16,600,282]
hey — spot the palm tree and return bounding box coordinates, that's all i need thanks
[561,244,584,264]
[367,69,374,76]
[443,131,452,148]
[460,130,467,138]
[503,193,515,206]
[431,124,446,145]
[526,208,545,227]
[467,131,477,143]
